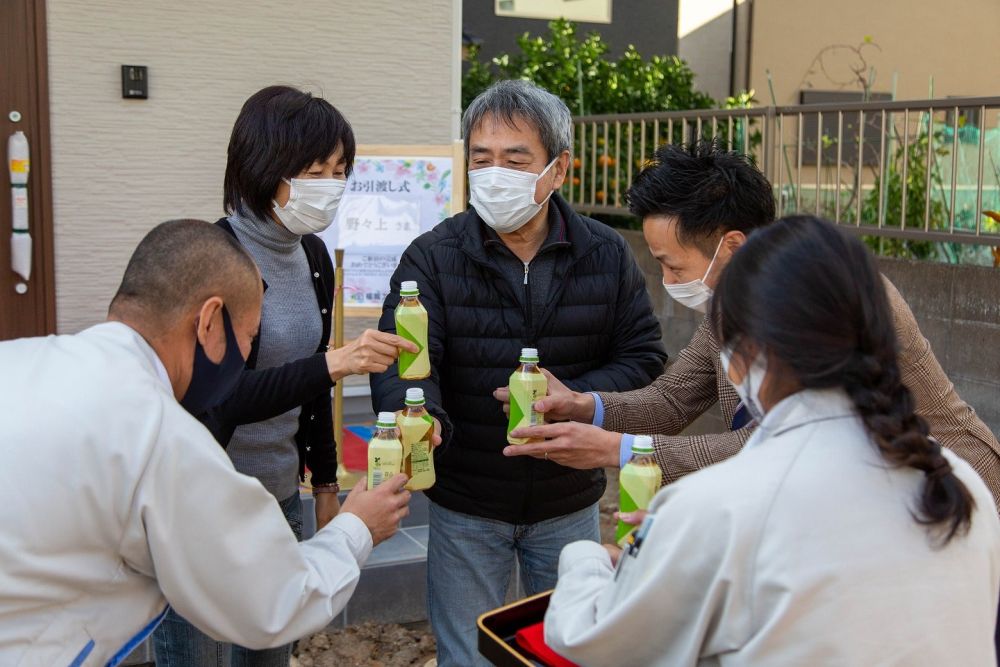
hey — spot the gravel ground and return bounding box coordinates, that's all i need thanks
[293,469,621,666]
[292,622,436,667]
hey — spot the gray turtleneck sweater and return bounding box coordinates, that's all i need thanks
[227,212,322,500]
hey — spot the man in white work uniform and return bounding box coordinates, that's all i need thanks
[0,219,410,666]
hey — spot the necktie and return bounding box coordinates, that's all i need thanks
[731,401,751,431]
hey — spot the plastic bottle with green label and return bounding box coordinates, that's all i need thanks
[395,280,430,380]
[397,387,436,491]
[367,411,403,490]
[616,435,662,546]
[506,347,547,445]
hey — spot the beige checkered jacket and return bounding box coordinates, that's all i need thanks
[597,276,1000,511]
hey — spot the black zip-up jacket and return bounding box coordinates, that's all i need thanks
[191,217,339,486]
[370,194,667,523]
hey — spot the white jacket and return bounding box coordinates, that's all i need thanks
[546,388,1000,666]
[0,323,373,666]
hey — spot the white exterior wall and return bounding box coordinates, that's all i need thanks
[47,0,459,332]
[749,0,1000,105]
[677,0,739,101]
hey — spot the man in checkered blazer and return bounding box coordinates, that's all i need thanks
[501,141,1000,512]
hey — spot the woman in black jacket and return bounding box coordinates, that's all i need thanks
[153,86,413,667]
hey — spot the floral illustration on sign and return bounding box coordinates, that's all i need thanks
[353,158,452,223]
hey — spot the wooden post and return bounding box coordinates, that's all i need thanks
[333,248,361,490]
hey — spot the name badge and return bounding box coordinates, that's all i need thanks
[613,513,655,581]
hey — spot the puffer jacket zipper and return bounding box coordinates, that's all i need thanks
[520,259,535,520]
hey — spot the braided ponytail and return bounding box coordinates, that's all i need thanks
[713,215,976,546]
[843,349,974,544]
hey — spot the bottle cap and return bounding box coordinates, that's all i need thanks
[632,435,654,454]
[376,411,397,427]
[400,280,419,295]
[405,387,425,405]
[520,347,539,362]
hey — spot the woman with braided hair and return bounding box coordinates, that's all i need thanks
[544,215,1000,666]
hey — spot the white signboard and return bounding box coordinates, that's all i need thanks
[320,154,457,307]
[334,195,421,248]
[495,0,612,24]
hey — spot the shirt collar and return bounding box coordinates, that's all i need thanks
[149,346,172,390]
[105,321,173,391]
[744,388,857,449]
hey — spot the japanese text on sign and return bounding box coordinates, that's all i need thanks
[321,156,455,307]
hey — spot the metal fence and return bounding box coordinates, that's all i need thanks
[566,96,1000,246]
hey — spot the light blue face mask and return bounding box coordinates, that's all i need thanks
[720,343,768,424]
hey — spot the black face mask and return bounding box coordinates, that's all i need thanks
[180,306,246,415]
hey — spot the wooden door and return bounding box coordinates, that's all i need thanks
[1,0,56,340]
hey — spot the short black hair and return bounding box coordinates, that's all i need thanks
[224,85,356,221]
[625,140,775,255]
[109,219,260,324]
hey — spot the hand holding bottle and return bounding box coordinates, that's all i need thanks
[340,474,411,546]
[494,368,594,423]
[326,330,417,380]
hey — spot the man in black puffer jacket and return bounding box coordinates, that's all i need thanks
[370,80,666,667]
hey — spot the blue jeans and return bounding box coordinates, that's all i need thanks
[152,493,303,667]
[427,501,601,667]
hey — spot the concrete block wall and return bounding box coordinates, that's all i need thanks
[620,229,1000,436]
[876,258,1000,434]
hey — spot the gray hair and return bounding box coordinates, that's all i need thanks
[462,80,572,162]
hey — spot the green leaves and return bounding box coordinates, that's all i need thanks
[858,123,942,260]
[462,18,716,116]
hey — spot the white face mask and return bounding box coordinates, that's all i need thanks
[468,158,558,234]
[273,177,346,235]
[720,343,768,424]
[661,237,724,313]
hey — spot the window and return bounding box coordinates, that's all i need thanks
[495,0,612,24]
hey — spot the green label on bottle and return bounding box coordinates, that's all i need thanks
[507,370,547,444]
[396,305,430,379]
[615,463,662,545]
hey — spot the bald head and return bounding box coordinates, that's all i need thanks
[109,219,260,327]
